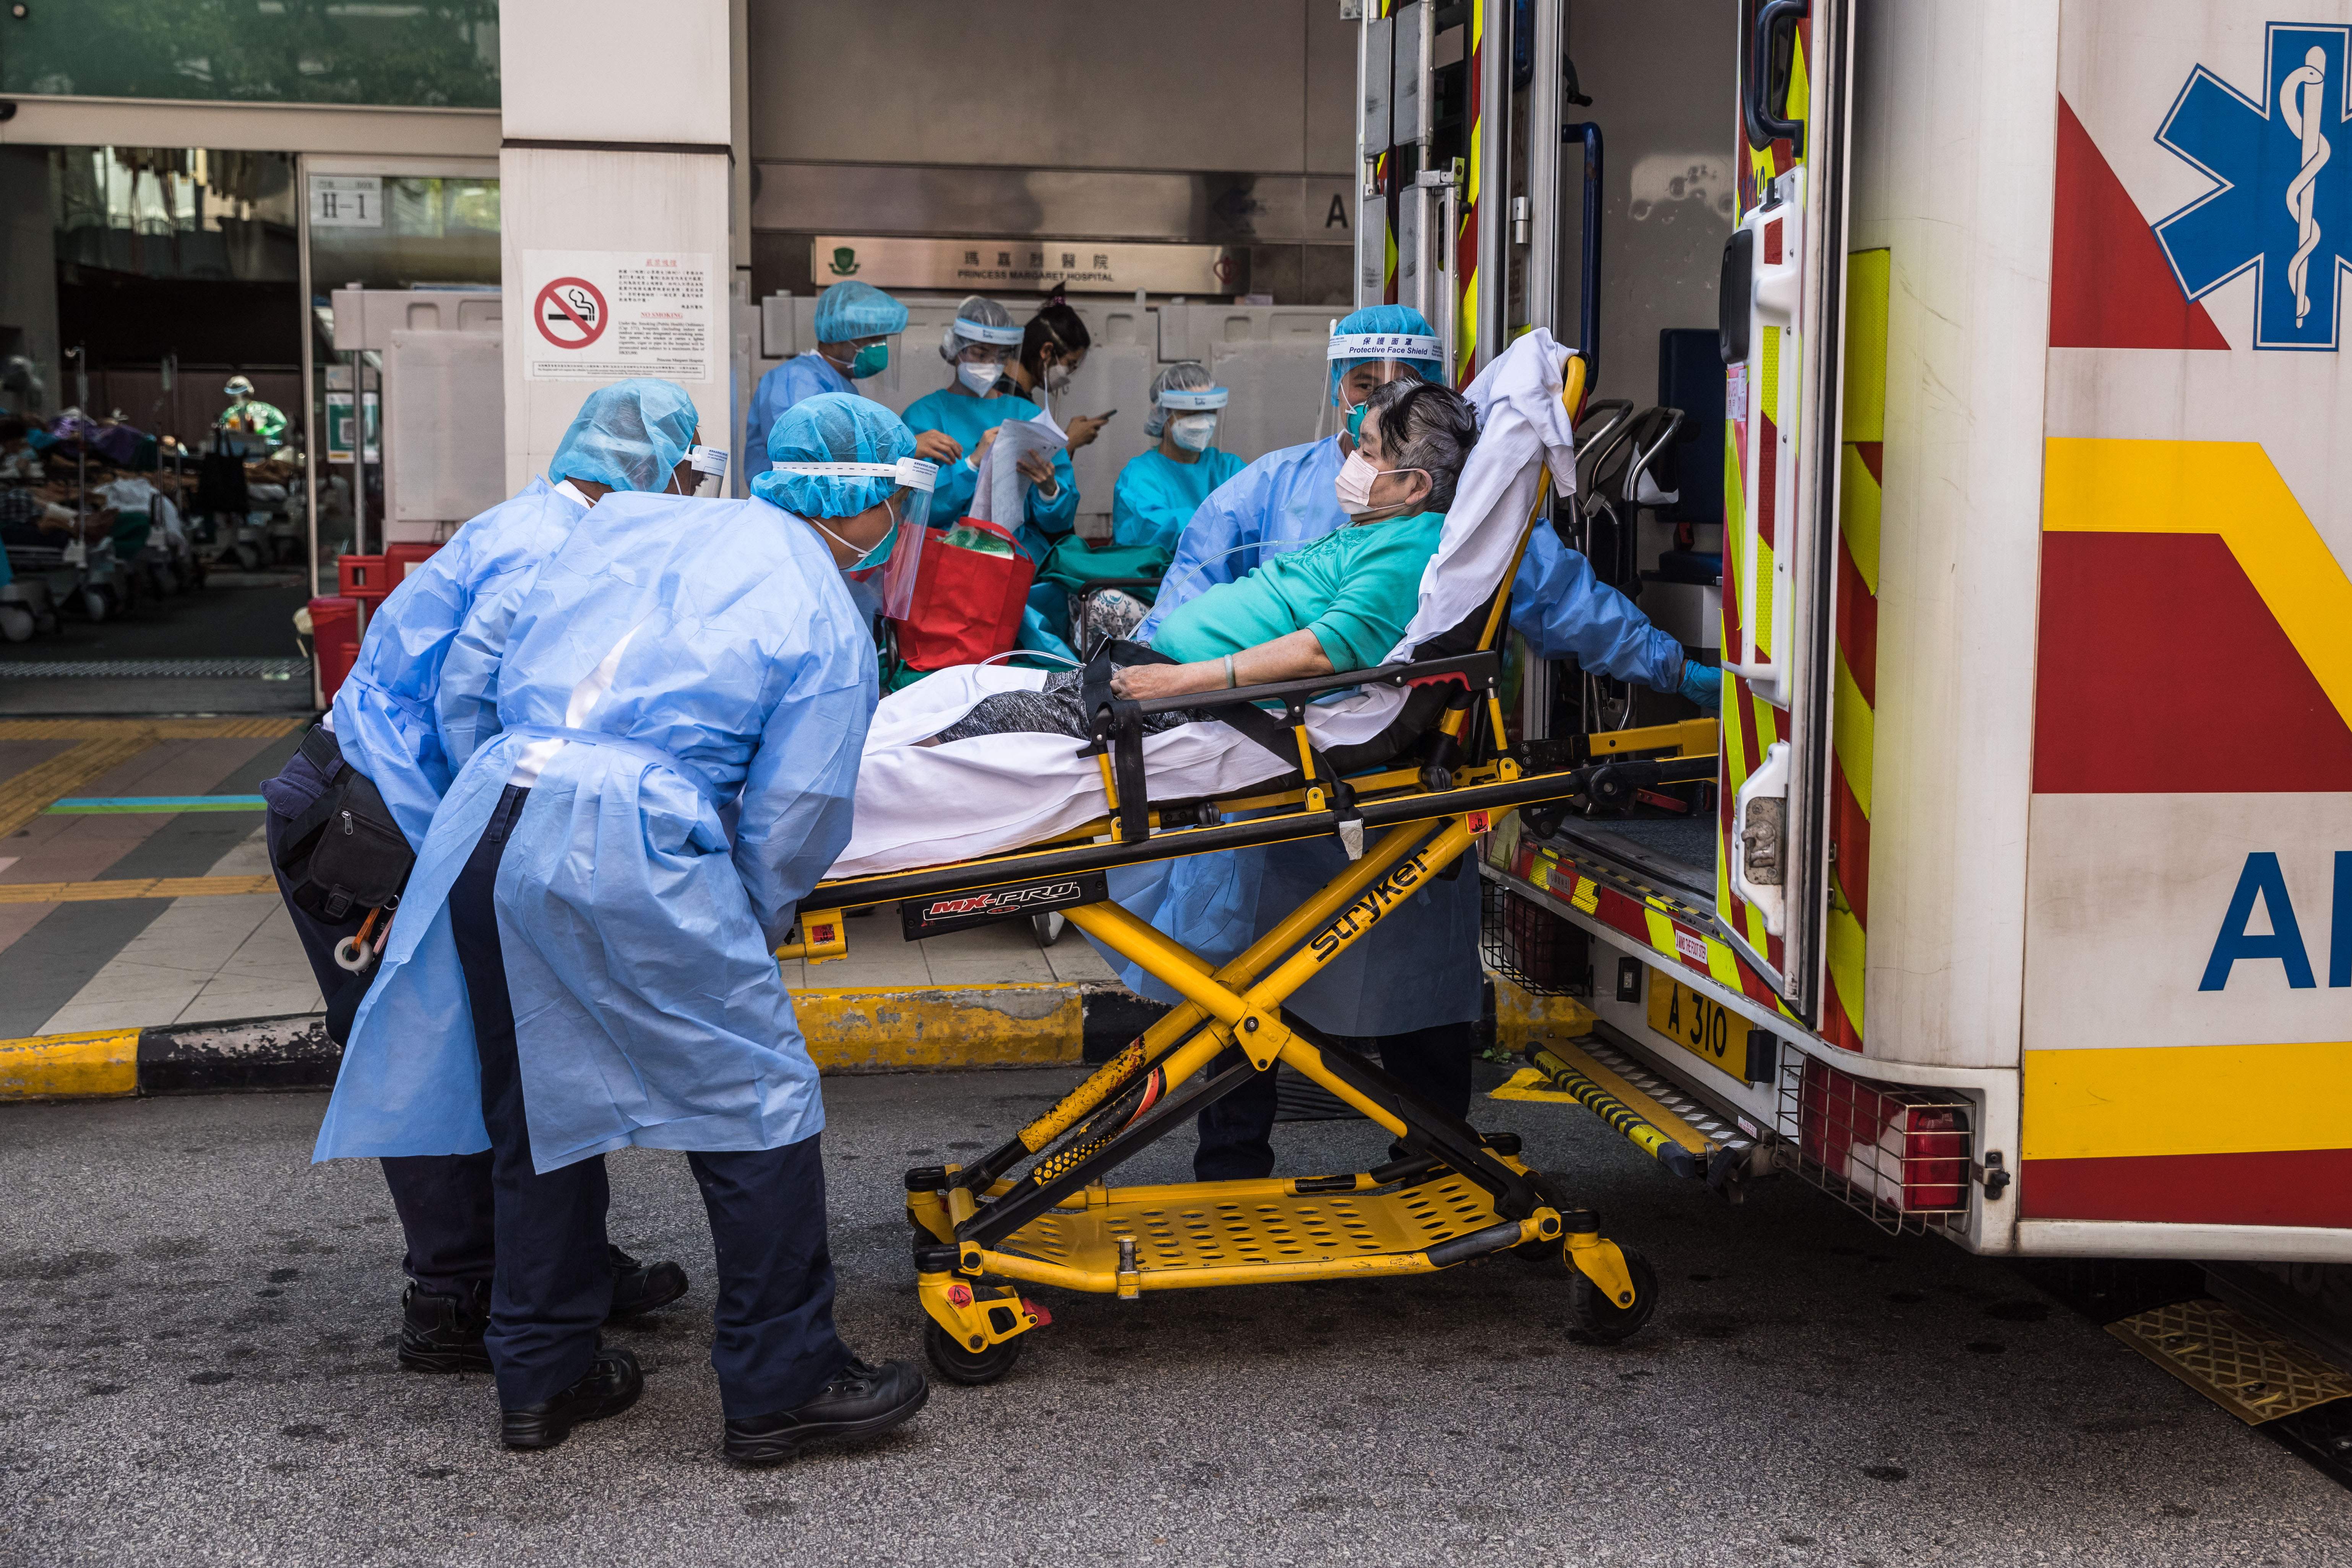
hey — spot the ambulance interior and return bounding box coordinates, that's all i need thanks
[1525,0,1741,904]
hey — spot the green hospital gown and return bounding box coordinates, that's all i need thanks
[1148,509,1443,674]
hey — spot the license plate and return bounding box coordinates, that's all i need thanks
[1646,974,1764,1083]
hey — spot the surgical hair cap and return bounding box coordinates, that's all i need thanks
[940,294,1022,361]
[548,378,700,493]
[752,391,917,518]
[813,280,909,344]
[1144,361,1221,439]
[1328,303,1446,401]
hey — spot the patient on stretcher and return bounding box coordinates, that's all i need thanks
[923,377,1479,745]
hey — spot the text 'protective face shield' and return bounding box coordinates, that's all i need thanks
[771,456,936,620]
[1321,330,1443,442]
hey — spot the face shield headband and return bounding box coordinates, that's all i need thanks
[770,456,938,620]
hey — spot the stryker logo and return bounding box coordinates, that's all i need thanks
[924,883,1084,919]
[1308,855,1431,962]
[2199,851,2350,990]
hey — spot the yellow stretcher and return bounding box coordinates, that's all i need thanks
[785,354,1717,1383]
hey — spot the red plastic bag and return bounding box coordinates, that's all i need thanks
[891,518,1034,672]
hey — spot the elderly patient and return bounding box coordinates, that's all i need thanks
[924,376,1480,746]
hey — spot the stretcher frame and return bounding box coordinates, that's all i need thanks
[792,355,1718,1380]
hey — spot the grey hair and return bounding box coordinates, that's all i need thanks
[1360,375,1478,514]
[1144,360,1215,438]
[939,293,1016,362]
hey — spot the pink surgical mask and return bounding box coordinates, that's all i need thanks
[1334,450,1425,518]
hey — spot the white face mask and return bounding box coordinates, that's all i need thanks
[1168,414,1217,453]
[1333,450,1427,518]
[958,359,1004,396]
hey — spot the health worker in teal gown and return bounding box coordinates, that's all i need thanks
[1110,361,1246,556]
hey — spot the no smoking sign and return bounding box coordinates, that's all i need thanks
[534,276,608,349]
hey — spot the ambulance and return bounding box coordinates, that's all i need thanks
[1364,1,2352,1269]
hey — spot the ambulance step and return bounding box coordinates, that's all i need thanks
[2107,1299,2352,1425]
[1502,1032,1752,1191]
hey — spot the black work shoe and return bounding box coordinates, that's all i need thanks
[399,1280,492,1375]
[606,1244,689,1321]
[501,1344,644,1451]
[722,1357,929,1468]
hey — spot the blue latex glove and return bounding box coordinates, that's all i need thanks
[1679,659,1722,715]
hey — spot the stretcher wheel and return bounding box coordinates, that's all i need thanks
[1567,1248,1658,1346]
[923,1318,1024,1386]
[1031,911,1066,946]
[80,589,107,623]
[0,605,31,643]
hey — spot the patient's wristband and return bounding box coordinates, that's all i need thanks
[1224,654,1237,688]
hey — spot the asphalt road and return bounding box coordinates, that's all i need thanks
[3,1069,2346,1566]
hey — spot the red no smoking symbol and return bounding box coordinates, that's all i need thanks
[534,276,608,349]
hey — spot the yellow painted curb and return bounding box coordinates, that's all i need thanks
[0,1029,140,1101]
[794,984,1086,1072]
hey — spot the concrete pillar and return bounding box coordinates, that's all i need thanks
[498,0,735,493]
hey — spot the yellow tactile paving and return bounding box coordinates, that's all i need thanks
[0,737,161,840]
[0,717,304,741]
[0,875,281,905]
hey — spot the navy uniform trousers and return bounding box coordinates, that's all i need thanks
[451,786,852,1415]
[1194,1024,1476,1182]
[262,743,495,1298]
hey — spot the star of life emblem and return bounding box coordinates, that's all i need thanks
[2154,24,2352,350]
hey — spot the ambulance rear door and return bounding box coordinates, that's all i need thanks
[1715,0,1856,1023]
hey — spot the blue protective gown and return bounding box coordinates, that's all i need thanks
[746,352,853,459]
[329,478,588,849]
[1115,433,1690,1034]
[315,491,878,1172]
[1111,446,1248,554]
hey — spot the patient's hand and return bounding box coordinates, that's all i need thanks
[1110,662,1217,701]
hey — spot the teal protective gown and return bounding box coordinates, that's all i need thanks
[900,386,1078,562]
[1111,445,1247,554]
[330,478,588,849]
[314,491,878,1172]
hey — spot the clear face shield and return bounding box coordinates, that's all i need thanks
[1157,384,1228,454]
[950,316,1025,396]
[771,455,937,620]
[1319,330,1443,442]
[684,444,729,497]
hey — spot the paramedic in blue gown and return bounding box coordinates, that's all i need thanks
[261,380,704,1373]
[1125,305,1722,1181]
[312,393,931,1463]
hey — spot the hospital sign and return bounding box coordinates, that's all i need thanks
[810,237,1243,296]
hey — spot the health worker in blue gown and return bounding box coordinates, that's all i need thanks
[1110,360,1247,555]
[313,392,932,1464]
[260,379,704,1373]
[1121,304,1722,1182]
[743,280,961,471]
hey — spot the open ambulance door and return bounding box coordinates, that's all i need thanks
[1714,0,1855,1022]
